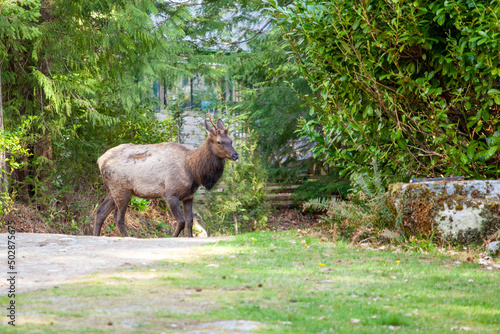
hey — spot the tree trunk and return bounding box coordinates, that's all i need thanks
[190,77,193,110]
[30,0,54,206]
[0,66,7,194]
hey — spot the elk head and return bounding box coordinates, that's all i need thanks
[205,117,239,161]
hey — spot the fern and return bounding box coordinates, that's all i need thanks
[304,166,396,240]
[303,197,331,212]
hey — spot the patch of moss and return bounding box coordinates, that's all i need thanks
[478,200,500,240]
[387,181,500,245]
[455,228,482,245]
[453,183,465,195]
[393,184,440,239]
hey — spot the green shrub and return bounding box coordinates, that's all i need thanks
[197,121,270,235]
[304,171,395,240]
[271,0,500,179]
[293,172,351,205]
[0,118,32,219]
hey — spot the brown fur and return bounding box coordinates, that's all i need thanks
[94,119,238,237]
[128,152,151,161]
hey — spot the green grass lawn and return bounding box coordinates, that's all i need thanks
[3,231,499,333]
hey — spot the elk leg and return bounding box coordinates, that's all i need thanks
[94,194,116,236]
[183,198,194,237]
[112,190,132,237]
[165,196,185,237]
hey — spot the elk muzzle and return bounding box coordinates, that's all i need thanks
[230,151,239,161]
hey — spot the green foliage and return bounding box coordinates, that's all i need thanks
[130,196,151,212]
[228,25,316,173]
[0,118,32,217]
[112,112,179,146]
[304,171,394,240]
[198,118,270,235]
[241,80,313,167]
[0,1,41,54]
[1,0,198,206]
[293,172,351,204]
[271,0,500,179]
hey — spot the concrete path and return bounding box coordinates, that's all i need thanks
[156,111,206,149]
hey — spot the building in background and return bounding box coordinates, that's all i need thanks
[152,75,242,114]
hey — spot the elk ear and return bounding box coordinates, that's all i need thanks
[205,119,216,136]
[216,118,226,130]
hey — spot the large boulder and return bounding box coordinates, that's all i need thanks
[387,180,500,244]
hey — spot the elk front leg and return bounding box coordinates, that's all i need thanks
[183,198,194,237]
[165,196,185,237]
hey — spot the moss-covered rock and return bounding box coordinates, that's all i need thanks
[387,180,500,245]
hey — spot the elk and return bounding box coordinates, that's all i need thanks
[94,118,238,237]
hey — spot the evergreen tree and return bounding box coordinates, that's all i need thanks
[1,0,196,202]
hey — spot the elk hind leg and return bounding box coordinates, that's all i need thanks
[183,198,194,238]
[112,190,132,237]
[94,194,116,236]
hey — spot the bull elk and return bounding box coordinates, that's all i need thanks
[94,118,238,237]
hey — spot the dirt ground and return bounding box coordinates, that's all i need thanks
[1,233,231,293]
[0,233,277,333]
[0,210,318,332]
[0,208,318,293]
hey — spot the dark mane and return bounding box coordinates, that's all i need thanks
[187,138,226,190]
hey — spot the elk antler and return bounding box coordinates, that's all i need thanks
[208,113,217,129]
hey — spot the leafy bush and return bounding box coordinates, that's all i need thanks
[293,172,350,205]
[303,171,394,241]
[271,0,500,179]
[197,120,270,235]
[0,118,32,218]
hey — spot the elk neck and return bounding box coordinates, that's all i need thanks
[187,138,225,191]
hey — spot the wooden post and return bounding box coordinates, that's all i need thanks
[190,77,193,110]
[233,214,238,234]
[163,77,168,108]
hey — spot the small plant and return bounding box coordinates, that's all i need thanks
[197,114,270,235]
[406,235,436,252]
[130,196,150,212]
[303,165,395,241]
[105,222,116,233]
